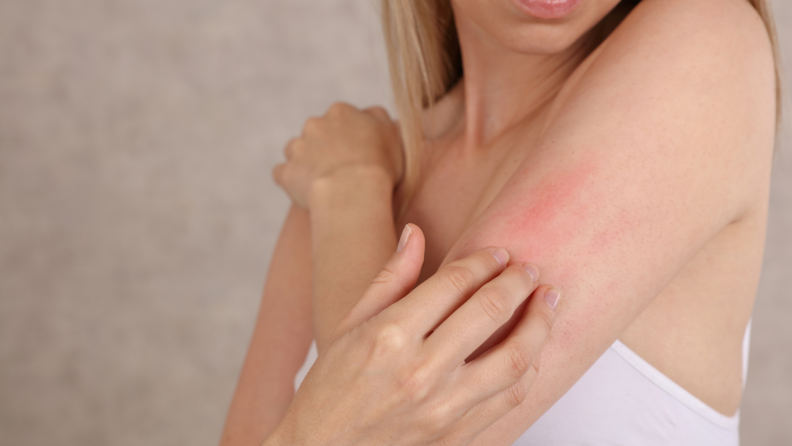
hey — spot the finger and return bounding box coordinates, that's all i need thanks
[424,263,540,367]
[385,247,510,335]
[465,299,527,363]
[283,138,299,161]
[272,163,287,187]
[332,224,425,338]
[327,101,355,116]
[446,286,559,438]
[302,116,323,136]
[364,106,392,124]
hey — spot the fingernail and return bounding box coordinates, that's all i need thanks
[396,224,412,253]
[544,288,560,311]
[490,247,509,267]
[522,263,539,282]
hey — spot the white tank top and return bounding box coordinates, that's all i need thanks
[294,322,750,445]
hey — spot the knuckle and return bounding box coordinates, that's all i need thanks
[397,365,434,403]
[535,306,555,335]
[302,117,321,133]
[531,354,542,377]
[422,401,455,431]
[272,164,288,185]
[368,105,389,118]
[505,380,528,408]
[476,249,502,273]
[477,286,511,322]
[283,139,298,158]
[290,137,305,150]
[328,101,351,115]
[371,322,409,355]
[371,266,396,285]
[440,265,476,295]
[514,265,536,290]
[505,342,532,379]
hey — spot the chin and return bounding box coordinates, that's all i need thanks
[452,0,622,55]
[505,23,593,55]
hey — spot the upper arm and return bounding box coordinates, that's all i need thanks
[445,0,775,440]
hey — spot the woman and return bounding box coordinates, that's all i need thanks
[222,0,780,444]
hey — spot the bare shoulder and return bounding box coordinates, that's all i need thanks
[545,0,776,219]
[620,0,773,49]
[561,0,777,123]
[613,0,775,83]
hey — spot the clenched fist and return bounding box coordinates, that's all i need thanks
[273,102,404,209]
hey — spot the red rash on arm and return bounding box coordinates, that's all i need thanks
[447,155,629,285]
[501,159,596,242]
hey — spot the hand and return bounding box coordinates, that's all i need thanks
[273,102,403,209]
[265,224,559,446]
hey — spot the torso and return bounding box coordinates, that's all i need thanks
[394,62,767,417]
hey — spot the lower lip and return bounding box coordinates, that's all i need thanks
[512,0,583,20]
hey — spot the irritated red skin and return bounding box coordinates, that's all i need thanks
[502,162,597,242]
[446,151,643,298]
[446,155,611,359]
[452,158,591,265]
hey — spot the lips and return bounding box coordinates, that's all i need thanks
[512,0,583,20]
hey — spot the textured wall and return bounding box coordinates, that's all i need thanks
[0,1,789,445]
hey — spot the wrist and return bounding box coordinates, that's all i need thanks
[308,166,394,211]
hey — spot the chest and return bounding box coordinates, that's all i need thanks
[394,136,530,283]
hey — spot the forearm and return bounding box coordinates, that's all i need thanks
[220,206,314,446]
[309,168,397,353]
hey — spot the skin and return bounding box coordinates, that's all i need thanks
[220,206,314,443]
[266,229,559,445]
[221,0,776,443]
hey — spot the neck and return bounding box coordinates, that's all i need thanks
[453,13,587,149]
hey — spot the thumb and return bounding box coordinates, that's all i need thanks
[332,224,425,338]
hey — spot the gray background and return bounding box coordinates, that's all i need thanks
[0,0,789,445]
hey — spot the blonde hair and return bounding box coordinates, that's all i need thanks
[382,0,783,214]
